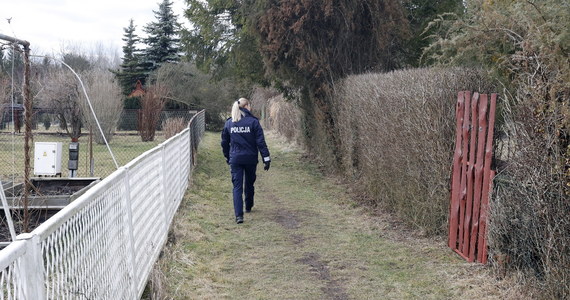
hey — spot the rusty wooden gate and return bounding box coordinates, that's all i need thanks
[448,91,497,263]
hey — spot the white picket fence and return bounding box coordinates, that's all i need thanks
[0,110,205,299]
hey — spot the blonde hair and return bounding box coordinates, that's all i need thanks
[231,98,249,122]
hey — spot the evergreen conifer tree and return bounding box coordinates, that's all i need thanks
[142,0,181,72]
[116,19,146,97]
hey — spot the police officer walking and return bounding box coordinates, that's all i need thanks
[221,98,271,224]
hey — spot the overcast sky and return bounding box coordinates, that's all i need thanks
[0,0,189,56]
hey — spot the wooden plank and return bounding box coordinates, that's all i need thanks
[479,170,495,264]
[462,93,479,256]
[469,93,489,261]
[449,92,466,249]
[477,94,497,263]
[457,91,471,251]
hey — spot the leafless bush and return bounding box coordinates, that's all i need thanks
[39,70,83,140]
[330,67,493,235]
[139,84,169,142]
[162,117,186,139]
[80,69,123,144]
[265,94,302,143]
[488,56,569,299]
[490,102,569,298]
[249,87,301,144]
[249,86,280,114]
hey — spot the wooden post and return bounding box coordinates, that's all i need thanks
[90,125,94,176]
[22,44,32,233]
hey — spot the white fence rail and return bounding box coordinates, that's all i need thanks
[0,110,205,299]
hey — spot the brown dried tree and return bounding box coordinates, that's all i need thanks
[138,84,169,142]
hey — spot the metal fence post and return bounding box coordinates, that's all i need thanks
[121,168,140,297]
[188,123,193,173]
[17,233,45,300]
[160,145,169,237]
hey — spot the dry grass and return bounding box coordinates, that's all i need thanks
[162,117,187,140]
[144,131,521,299]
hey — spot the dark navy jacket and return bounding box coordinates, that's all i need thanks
[221,108,271,165]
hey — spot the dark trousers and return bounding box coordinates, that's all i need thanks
[230,163,257,217]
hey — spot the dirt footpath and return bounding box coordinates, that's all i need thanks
[143,132,520,300]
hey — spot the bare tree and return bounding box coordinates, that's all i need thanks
[38,69,83,140]
[35,45,121,141]
[80,69,123,144]
[138,83,169,142]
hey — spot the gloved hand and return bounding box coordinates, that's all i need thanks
[263,161,271,171]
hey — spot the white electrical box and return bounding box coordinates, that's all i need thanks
[34,142,63,176]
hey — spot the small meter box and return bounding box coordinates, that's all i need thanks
[34,142,63,176]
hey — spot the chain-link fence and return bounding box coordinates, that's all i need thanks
[0,108,197,182]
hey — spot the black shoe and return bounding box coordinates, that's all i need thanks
[245,208,252,213]
[236,216,244,224]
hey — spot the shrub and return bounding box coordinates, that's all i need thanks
[490,95,569,298]
[42,114,51,130]
[249,87,302,143]
[162,117,186,139]
[138,84,168,142]
[265,94,302,143]
[40,70,83,140]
